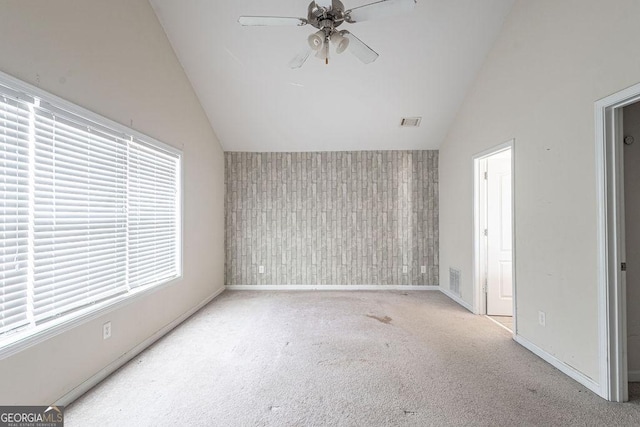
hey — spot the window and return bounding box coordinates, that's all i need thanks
[0,73,181,349]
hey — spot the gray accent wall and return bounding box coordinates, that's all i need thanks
[225,151,439,286]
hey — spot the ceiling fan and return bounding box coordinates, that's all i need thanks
[238,0,417,68]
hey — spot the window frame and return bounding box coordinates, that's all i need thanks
[0,70,183,360]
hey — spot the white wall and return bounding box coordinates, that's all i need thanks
[624,102,640,375]
[0,0,225,404]
[439,0,640,383]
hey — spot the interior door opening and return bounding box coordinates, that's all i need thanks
[473,142,515,334]
[623,100,640,402]
[596,81,640,402]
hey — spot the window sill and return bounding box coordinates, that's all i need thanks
[0,275,182,361]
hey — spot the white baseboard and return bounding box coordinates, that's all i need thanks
[514,334,601,396]
[629,370,640,382]
[227,286,476,316]
[439,288,474,313]
[56,286,226,407]
[226,285,440,291]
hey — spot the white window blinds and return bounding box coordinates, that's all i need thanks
[0,76,181,341]
[32,109,129,323]
[128,141,180,289]
[0,91,31,335]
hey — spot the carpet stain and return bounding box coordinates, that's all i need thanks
[269,406,281,412]
[366,315,392,324]
[527,388,538,394]
[403,410,417,415]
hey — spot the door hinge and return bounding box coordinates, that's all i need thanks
[484,171,488,180]
[622,262,627,271]
[484,228,488,237]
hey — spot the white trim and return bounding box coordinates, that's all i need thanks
[595,93,612,400]
[515,334,601,396]
[628,371,640,382]
[440,288,474,312]
[226,286,476,314]
[595,81,640,402]
[472,140,514,159]
[472,155,486,315]
[511,141,518,336]
[54,286,225,407]
[226,285,440,291]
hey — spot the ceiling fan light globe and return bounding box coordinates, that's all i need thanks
[308,30,325,50]
[337,40,349,54]
[331,32,349,54]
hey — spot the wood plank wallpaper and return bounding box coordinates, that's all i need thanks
[224,151,438,286]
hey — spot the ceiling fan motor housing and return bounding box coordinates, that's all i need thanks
[308,0,346,30]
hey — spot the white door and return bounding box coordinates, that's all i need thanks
[486,149,513,316]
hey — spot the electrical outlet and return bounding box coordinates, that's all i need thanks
[402,265,408,274]
[538,311,546,327]
[258,265,265,274]
[103,321,112,340]
[420,266,426,274]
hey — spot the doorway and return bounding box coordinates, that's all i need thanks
[596,81,640,402]
[623,101,640,401]
[473,141,515,333]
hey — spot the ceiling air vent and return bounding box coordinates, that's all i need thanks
[400,117,422,127]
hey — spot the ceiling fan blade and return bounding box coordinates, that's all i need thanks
[345,0,416,23]
[342,31,378,64]
[238,16,307,26]
[289,49,312,69]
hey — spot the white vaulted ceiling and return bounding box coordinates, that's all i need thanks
[149,0,514,152]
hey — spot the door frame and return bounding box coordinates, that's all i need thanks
[595,81,640,402]
[472,140,516,334]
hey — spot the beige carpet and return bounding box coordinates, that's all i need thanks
[67,291,640,426]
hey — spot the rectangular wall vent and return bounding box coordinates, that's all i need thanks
[400,117,422,127]
[449,267,461,296]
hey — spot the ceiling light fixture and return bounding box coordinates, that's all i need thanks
[239,0,417,68]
